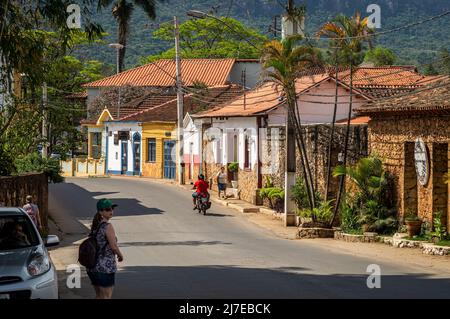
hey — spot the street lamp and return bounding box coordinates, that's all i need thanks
[109,43,124,74]
[186,10,259,49]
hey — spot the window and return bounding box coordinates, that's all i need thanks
[91,132,102,159]
[147,138,156,162]
[233,135,238,162]
[244,136,250,169]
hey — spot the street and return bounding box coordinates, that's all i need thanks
[49,177,450,298]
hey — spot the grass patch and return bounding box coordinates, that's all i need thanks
[343,229,363,235]
[435,240,450,247]
[404,236,429,242]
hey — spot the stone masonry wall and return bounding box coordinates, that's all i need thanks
[369,114,450,227]
[238,167,259,204]
[261,124,368,202]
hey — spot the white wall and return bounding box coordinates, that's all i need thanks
[105,123,141,174]
[268,80,368,125]
[87,88,100,107]
[205,117,259,170]
[229,61,262,89]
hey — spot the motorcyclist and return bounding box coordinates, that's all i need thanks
[192,174,210,210]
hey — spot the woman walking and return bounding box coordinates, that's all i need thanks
[87,199,124,299]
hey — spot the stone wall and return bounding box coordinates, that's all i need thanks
[264,124,368,198]
[368,114,450,228]
[0,173,49,231]
[238,167,259,204]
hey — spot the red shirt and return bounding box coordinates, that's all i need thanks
[194,180,209,194]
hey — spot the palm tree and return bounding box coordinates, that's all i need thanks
[98,0,161,72]
[317,12,374,226]
[261,35,322,212]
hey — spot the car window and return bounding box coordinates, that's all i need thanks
[0,215,40,250]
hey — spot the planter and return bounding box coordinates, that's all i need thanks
[231,180,238,188]
[405,220,422,237]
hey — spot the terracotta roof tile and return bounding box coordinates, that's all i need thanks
[195,74,330,118]
[116,85,244,123]
[82,59,236,88]
[355,77,450,115]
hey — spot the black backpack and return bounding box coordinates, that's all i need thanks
[78,224,106,268]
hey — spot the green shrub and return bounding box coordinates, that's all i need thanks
[15,152,64,183]
[0,146,16,176]
[430,211,448,241]
[291,178,321,210]
[340,201,361,233]
[298,200,334,224]
[228,162,238,172]
[260,187,284,212]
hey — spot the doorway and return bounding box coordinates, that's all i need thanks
[121,141,128,174]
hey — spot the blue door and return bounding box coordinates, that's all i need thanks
[164,140,176,179]
[121,141,128,174]
[133,133,141,175]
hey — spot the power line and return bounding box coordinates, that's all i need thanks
[311,10,450,41]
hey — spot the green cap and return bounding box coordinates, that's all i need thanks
[97,199,118,211]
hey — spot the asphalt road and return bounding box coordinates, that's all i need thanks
[49,177,450,298]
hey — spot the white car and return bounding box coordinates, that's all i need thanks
[0,207,60,299]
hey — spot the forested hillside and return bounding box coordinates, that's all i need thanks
[74,0,450,71]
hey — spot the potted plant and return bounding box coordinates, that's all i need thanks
[404,212,423,237]
[228,162,239,188]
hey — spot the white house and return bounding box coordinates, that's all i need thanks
[104,121,142,176]
[191,66,437,204]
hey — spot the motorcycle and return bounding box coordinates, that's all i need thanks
[195,193,211,215]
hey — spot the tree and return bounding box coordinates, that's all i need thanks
[98,0,162,72]
[45,56,106,157]
[438,48,450,74]
[141,16,267,63]
[364,46,397,66]
[424,63,439,76]
[317,12,374,227]
[261,35,322,215]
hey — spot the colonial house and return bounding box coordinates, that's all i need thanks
[80,58,261,164]
[104,85,244,179]
[354,77,450,230]
[188,66,443,204]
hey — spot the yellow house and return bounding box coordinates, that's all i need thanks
[141,121,177,179]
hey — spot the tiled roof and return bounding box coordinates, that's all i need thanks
[194,74,331,118]
[337,67,446,98]
[82,59,236,88]
[116,85,244,123]
[355,77,450,115]
[196,66,444,118]
[336,116,371,124]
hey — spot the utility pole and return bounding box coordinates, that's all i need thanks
[42,82,48,158]
[241,69,246,110]
[174,16,185,185]
[284,0,298,227]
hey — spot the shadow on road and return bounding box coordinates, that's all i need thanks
[119,240,232,247]
[57,265,450,299]
[202,213,235,218]
[50,182,165,219]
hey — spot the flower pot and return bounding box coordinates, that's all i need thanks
[231,180,238,188]
[406,220,422,237]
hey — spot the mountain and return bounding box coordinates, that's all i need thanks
[74,0,450,71]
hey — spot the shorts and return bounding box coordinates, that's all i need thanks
[218,183,227,191]
[87,271,115,288]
